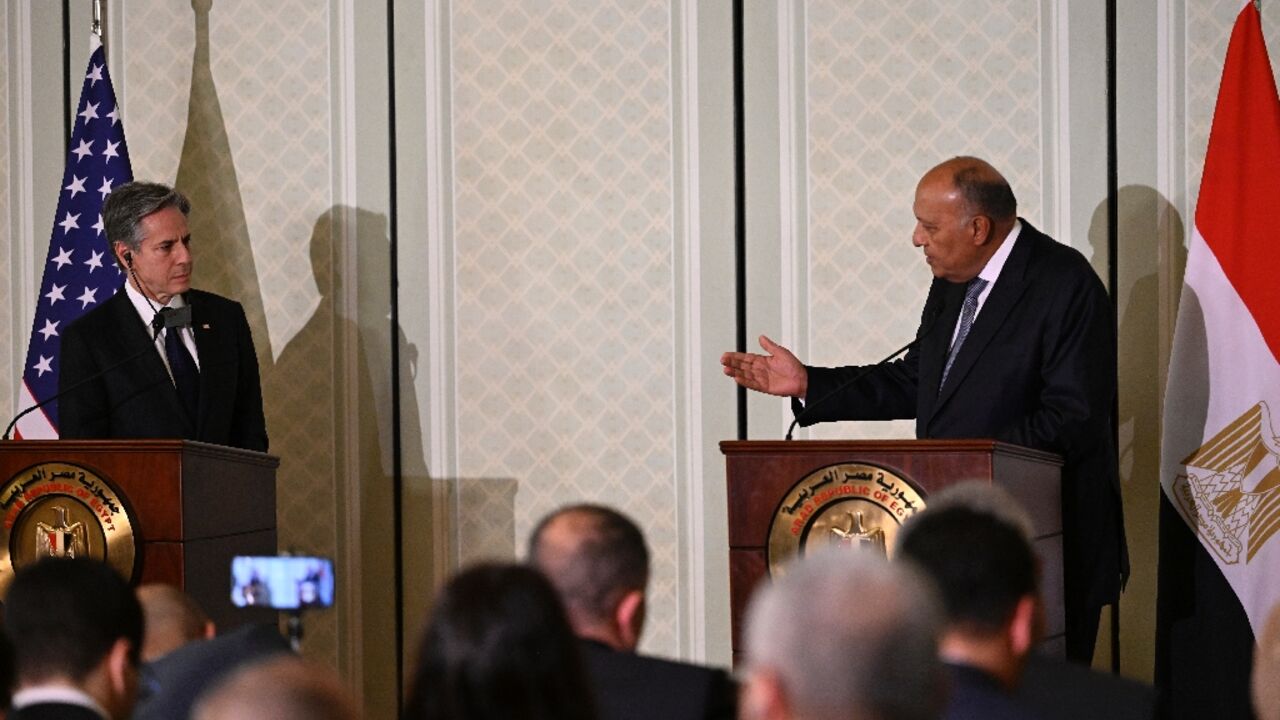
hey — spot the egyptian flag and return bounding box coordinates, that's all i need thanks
[1157,1,1280,716]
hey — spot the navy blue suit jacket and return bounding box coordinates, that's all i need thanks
[58,288,268,452]
[797,221,1127,611]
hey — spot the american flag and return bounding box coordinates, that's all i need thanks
[14,34,132,438]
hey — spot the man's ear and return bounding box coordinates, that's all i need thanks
[742,669,790,720]
[970,214,993,245]
[1008,594,1039,656]
[105,637,134,695]
[204,620,217,641]
[112,241,129,268]
[615,589,646,651]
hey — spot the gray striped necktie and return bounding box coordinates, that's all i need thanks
[940,277,988,389]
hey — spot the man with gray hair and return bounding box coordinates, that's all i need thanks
[742,549,945,720]
[58,181,268,451]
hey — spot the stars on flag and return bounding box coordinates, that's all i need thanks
[51,247,73,270]
[92,214,105,236]
[86,64,103,86]
[58,212,80,235]
[103,140,120,163]
[32,356,53,378]
[98,177,115,199]
[72,139,93,162]
[85,250,104,273]
[37,320,59,342]
[65,175,87,198]
[106,106,120,126]
[78,101,99,124]
[76,286,99,309]
[45,284,66,305]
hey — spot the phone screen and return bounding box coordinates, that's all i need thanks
[231,556,334,609]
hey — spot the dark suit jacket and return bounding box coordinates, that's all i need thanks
[9,702,106,720]
[1015,653,1155,720]
[580,640,736,720]
[133,623,292,720]
[58,288,268,452]
[942,662,1044,720]
[798,221,1127,611]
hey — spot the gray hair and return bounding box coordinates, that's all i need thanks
[949,156,1017,221]
[102,181,191,266]
[745,549,945,720]
[897,481,1035,548]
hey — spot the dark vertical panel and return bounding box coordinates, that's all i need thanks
[386,0,405,712]
[733,0,747,439]
[1106,0,1121,675]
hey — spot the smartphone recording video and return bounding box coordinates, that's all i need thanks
[231,555,334,610]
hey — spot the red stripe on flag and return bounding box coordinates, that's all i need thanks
[1196,2,1280,365]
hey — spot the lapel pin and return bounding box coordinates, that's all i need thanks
[201,323,211,330]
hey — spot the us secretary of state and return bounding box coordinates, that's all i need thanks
[58,181,268,452]
[721,156,1127,664]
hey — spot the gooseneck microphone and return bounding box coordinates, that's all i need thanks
[784,306,945,441]
[1,313,165,441]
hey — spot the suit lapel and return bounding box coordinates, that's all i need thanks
[930,221,1041,415]
[105,290,192,430]
[918,278,965,412]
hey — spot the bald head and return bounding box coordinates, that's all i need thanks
[528,504,649,637]
[136,584,213,662]
[912,157,1018,282]
[193,656,360,720]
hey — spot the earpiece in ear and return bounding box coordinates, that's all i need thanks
[123,251,133,268]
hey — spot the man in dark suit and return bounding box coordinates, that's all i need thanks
[58,181,268,452]
[721,157,1126,663]
[529,504,736,720]
[5,558,144,720]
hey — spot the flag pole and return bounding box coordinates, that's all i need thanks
[92,0,101,37]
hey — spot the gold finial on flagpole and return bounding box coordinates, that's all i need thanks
[92,0,102,37]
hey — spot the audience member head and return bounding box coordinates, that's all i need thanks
[4,558,144,720]
[405,563,596,720]
[743,549,944,720]
[191,655,359,720]
[1254,601,1280,719]
[528,503,649,650]
[895,483,1040,688]
[136,583,215,662]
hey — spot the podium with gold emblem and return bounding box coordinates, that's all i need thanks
[0,440,277,629]
[723,439,1063,662]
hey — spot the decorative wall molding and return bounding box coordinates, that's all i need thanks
[1041,0,1072,243]
[673,0,706,660]
[777,0,807,434]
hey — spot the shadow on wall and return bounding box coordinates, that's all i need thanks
[1086,185,1195,678]
[175,0,272,372]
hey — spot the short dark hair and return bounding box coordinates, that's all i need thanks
[527,504,649,624]
[4,558,143,683]
[405,563,596,720]
[896,505,1036,634]
[103,181,191,265]
[951,158,1017,221]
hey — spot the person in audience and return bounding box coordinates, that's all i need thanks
[404,562,596,720]
[131,621,291,720]
[742,548,945,720]
[528,504,736,720]
[896,486,1044,719]
[897,483,1153,720]
[4,558,143,720]
[191,655,359,720]
[136,584,216,663]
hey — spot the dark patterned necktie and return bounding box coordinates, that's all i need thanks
[160,308,201,421]
[940,277,988,389]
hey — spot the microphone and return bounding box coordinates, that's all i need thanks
[784,306,945,441]
[2,317,165,441]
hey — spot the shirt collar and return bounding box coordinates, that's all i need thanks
[12,684,111,718]
[976,219,1021,285]
[123,280,186,328]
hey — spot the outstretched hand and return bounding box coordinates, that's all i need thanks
[720,335,808,398]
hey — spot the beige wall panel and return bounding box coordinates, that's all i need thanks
[802,0,1042,439]
[1,5,12,419]
[119,0,340,666]
[449,0,681,655]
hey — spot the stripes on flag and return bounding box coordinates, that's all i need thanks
[15,34,133,438]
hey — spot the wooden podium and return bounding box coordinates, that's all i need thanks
[0,440,278,629]
[723,439,1064,661]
